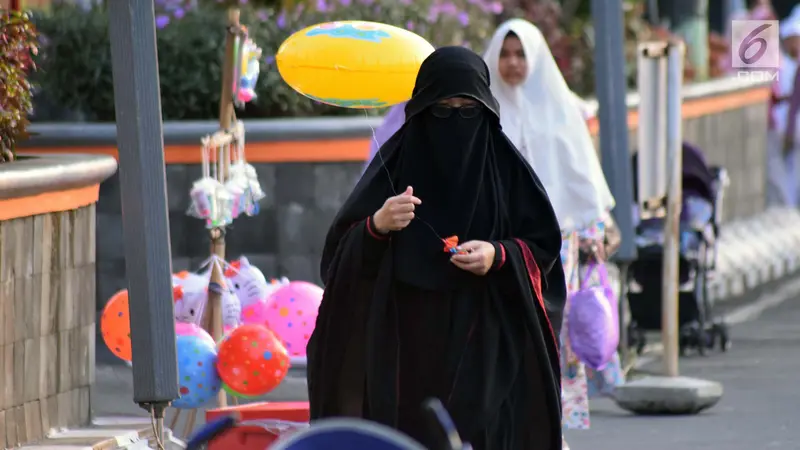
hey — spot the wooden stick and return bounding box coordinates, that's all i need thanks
[219,7,239,181]
[202,231,228,408]
[183,409,198,438]
[202,129,236,149]
[198,7,241,412]
[169,408,182,431]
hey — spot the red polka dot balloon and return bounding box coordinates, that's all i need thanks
[216,324,290,396]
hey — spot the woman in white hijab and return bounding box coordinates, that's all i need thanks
[768,11,800,207]
[483,19,622,446]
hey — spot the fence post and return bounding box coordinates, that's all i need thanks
[662,41,686,377]
[614,40,722,416]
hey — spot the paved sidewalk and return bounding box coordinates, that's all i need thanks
[564,294,800,450]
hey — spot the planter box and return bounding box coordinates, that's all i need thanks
[0,153,117,448]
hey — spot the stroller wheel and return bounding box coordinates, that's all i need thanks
[697,340,707,356]
[716,323,731,352]
[628,323,646,355]
[636,329,646,355]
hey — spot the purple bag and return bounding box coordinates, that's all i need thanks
[568,263,619,370]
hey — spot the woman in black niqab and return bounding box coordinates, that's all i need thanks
[307,46,566,450]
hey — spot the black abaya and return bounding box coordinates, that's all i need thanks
[307,47,567,450]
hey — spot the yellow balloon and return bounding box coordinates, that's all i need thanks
[276,21,435,109]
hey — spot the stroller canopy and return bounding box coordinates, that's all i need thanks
[631,142,716,203]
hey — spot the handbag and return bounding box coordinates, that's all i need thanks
[567,262,619,370]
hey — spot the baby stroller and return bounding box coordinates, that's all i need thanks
[627,143,731,356]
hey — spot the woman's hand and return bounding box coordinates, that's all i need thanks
[450,240,495,275]
[372,186,422,234]
[579,238,606,261]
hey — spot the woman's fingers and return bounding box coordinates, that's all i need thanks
[392,194,422,205]
[390,202,416,213]
[451,258,485,274]
[457,240,484,252]
[450,251,483,264]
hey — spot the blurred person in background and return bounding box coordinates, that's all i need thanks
[767,11,800,207]
[482,19,619,450]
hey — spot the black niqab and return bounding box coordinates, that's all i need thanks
[330,46,559,291]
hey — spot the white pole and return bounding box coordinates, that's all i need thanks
[662,41,685,378]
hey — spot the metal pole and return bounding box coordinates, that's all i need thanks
[107,0,179,408]
[637,42,669,219]
[591,0,637,362]
[591,0,636,259]
[662,41,685,378]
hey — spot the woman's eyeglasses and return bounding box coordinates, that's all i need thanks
[429,104,482,119]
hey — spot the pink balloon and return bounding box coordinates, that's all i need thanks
[264,281,323,357]
[241,300,270,325]
[175,322,215,348]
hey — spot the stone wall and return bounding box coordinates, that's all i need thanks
[0,206,97,448]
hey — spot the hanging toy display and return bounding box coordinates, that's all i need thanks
[226,123,265,217]
[233,29,262,108]
[187,137,235,229]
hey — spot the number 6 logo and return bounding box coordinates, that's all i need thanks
[739,23,771,65]
[731,20,779,69]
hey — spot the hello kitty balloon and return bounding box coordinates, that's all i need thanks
[219,278,242,328]
[225,256,271,308]
[172,271,208,324]
[172,270,241,328]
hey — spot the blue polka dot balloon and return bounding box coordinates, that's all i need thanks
[173,334,222,409]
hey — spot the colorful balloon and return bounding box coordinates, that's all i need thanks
[222,383,258,399]
[216,324,290,396]
[276,21,435,109]
[100,290,132,362]
[240,300,270,326]
[175,322,215,348]
[174,335,222,409]
[264,281,323,357]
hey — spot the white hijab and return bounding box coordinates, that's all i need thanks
[483,19,614,232]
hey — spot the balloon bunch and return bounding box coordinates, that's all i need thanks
[100,293,292,406]
[100,255,322,379]
[174,322,290,407]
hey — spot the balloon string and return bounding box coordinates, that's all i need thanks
[362,107,449,245]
